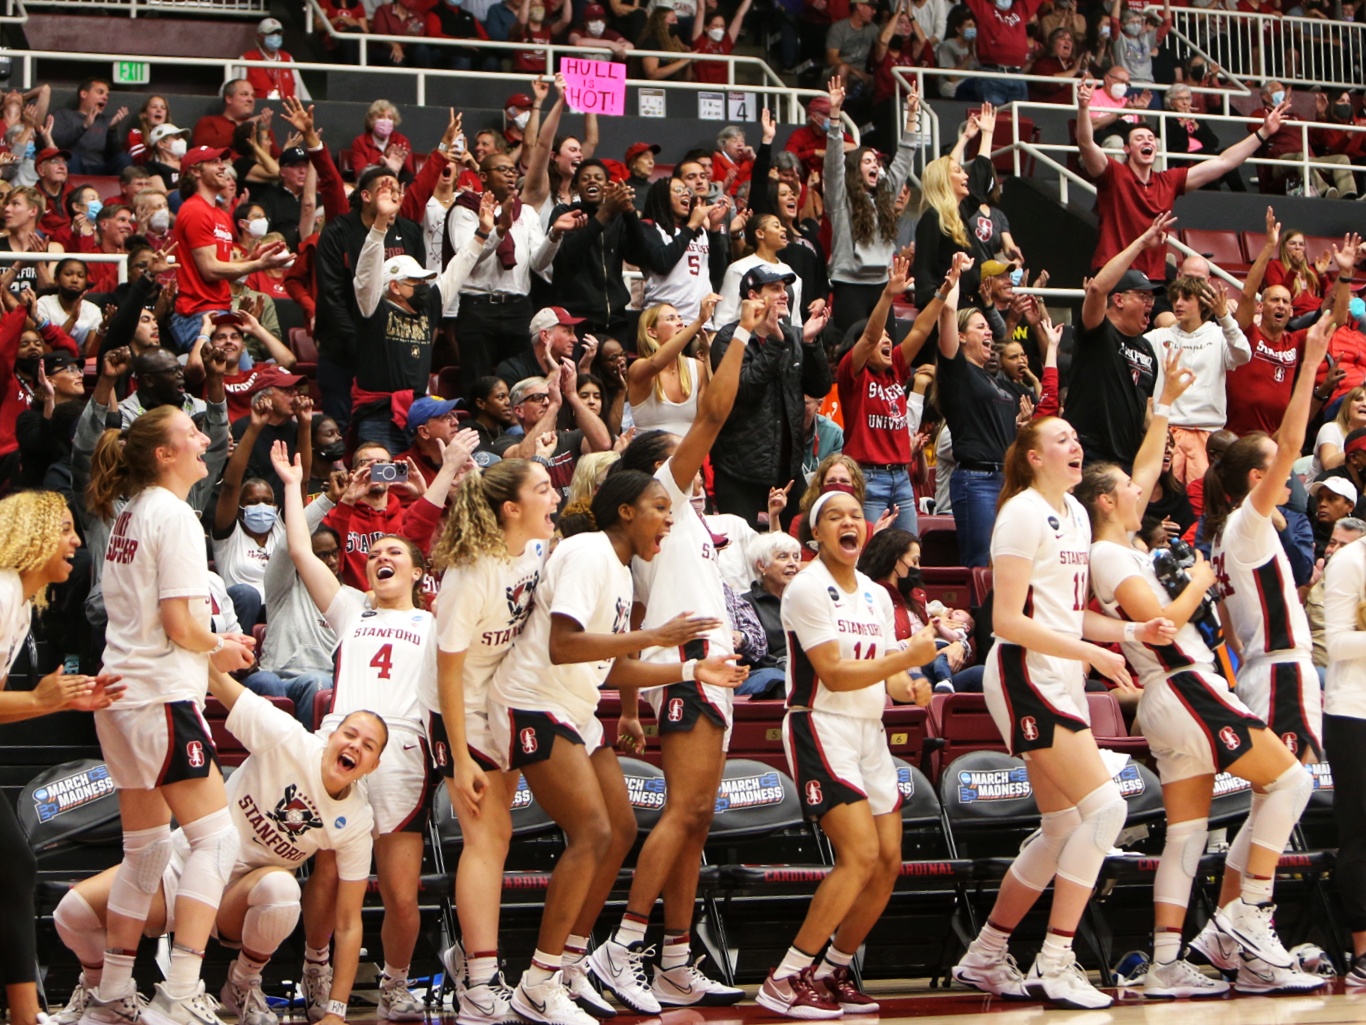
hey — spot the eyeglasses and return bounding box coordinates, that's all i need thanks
[487,165,517,176]
[52,364,83,375]
[519,393,550,404]
[1124,291,1157,306]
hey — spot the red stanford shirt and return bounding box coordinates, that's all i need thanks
[1224,324,1306,438]
[964,0,1044,67]
[1092,160,1190,281]
[692,33,734,84]
[836,345,912,466]
[173,194,236,314]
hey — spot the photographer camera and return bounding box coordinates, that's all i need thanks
[1151,536,1223,643]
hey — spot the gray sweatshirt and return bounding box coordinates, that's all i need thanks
[825,120,918,286]
[259,495,339,677]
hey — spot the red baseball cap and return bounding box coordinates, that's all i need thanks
[34,147,71,165]
[625,142,661,163]
[505,93,533,114]
[584,3,608,16]
[248,368,307,395]
[182,145,233,169]
[529,306,586,335]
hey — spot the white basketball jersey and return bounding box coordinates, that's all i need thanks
[641,221,710,322]
[1211,502,1311,663]
[781,559,898,720]
[991,489,1091,640]
[323,588,437,732]
[1090,539,1217,685]
[632,460,733,675]
[435,541,547,716]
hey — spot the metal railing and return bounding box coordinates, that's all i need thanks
[0,0,25,23]
[0,249,128,283]
[20,0,265,15]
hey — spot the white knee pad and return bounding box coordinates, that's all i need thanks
[107,824,173,919]
[1009,807,1082,891]
[1223,791,1266,875]
[1055,781,1126,887]
[242,872,302,955]
[1154,817,1208,910]
[1250,764,1313,857]
[176,809,240,911]
[55,889,107,966]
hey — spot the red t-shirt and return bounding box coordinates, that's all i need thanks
[246,269,290,300]
[836,345,911,466]
[691,33,734,84]
[964,0,1044,67]
[512,23,553,72]
[221,366,277,422]
[1223,324,1306,438]
[1092,160,1190,280]
[173,193,236,314]
[241,49,299,100]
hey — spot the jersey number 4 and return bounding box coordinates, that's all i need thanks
[1211,553,1235,598]
[370,643,394,679]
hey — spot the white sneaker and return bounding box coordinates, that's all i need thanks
[300,965,333,1024]
[1189,918,1240,973]
[561,963,615,1019]
[1235,954,1329,994]
[219,974,278,1025]
[651,959,744,1007]
[511,972,596,1025]
[441,943,468,998]
[1024,950,1112,1010]
[56,976,95,1025]
[376,975,425,1021]
[586,940,661,1014]
[1215,899,1294,969]
[140,983,227,1025]
[456,975,520,1025]
[1142,957,1230,999]
[951,938,1030,999]
[78,983,145,1025]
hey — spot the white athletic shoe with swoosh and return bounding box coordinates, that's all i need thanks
[561,962,616,1019]
[586,940,661,1014]
[651,959,745,1007]
[511,972,596,1025]
[1234,954,1329,994]
[456,975,520,1025]
[77,984,146,1025]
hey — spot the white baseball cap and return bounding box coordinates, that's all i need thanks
[148,124,189,146]
[382,255,438,286]
[1310,476,1359,505]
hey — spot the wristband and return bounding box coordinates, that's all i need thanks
[326,1001,348,1020]
[1123,622,1138,643]
[1255,130,1267,143]
[209,636,225,657]
[474,228,490,240]
[732,326,752,345]
[680,658,698,681]
[1152,402,1172,419]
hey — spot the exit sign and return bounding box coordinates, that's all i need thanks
[113,61,149,85]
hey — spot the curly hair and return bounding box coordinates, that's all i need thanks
[85,405,184,522]
[431,459,539,571]
[843,147,900,248]
[0,491,69,608]
[799,454,867,514]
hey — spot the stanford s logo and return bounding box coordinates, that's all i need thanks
[520,727,539,754]
[1219,725,1241,751]
[186,741,206,769]
[434,742,449,768]
[1282,732,1298,755]
[667,697,684,722]
[1020,716,1039,742]
[805,780,823,805]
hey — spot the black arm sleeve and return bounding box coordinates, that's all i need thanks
[100,273,159,358]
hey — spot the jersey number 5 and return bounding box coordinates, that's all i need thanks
[370,643,394,679]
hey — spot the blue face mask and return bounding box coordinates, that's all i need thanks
[85,198,103,218]
[21,141,33,161]
[1270,89,1286,106]
[242,504,278,534]
[1009,268,1024,286]
[964,26,977,39]
[264,33,284,50]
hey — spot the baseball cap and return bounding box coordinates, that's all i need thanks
[279,146,309,167]
[248,368,306,395]
[505,93,533,115]
[807,96,831,117]
[981,259,1011,279]
[530,306,586,336]
[407,396,467,430]
[739,264,797,297]
[625,142,661,164]
[382,255,438,286]
[183,145,232,169]
[258,16,283,33]
[1110,269,1161,295]
[584,3,608,17]
[42,351,79,374]
[1310,476,1359,505]
[147,124,189,147]
[210,311,247,329]
[34,147,71,165]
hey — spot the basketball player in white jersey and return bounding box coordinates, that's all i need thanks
[1189,313,1337,984]
[756,484,939,1019]
[83,406,257,1025]
[271,443,437,1022]
[488,468,746,1025]
[637,168,728,323]
[55,667,387,1025]
[589,297,763,1013]
[426,458,559,1025]
[1080,346,1322,996]
[951,405,1176,1010]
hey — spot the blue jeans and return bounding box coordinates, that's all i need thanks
[862,465,917,535]
[979,76,1028,107]
[169,309,231,354]
[243,670,334,729]
[226,583,263,629]
[949,468,1003,568]
[353,410,408,458]
[738,666,786,698]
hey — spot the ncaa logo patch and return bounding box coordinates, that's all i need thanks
[1020,716,1039,742]
[1282,732,1298,755]
[667,697,684,722]
[520,727,539,755]
[186,741,205,768]
[805,780,823,806]
[1219,725,1241,751]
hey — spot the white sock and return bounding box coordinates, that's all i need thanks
[164,944,205,1000]
[661,932,690,971]
[563,935,590,966]
[97,952,136,1001]
[613,912,648,948]
[466,952,498,986]
[305,944,330,967]
[815,945,855,980]
[383,963,410,985]
[525,950,559,987]
[774,946,815,981]
[1153,929,1182,965]
[976,921,1012,956]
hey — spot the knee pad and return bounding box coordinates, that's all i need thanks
[1055,781,1126,887]
[1010,807,1081,891]
[1250,764,1313,857]
[55,889,107,966]
[1224,791,1266,875]
[1154,817,1208,909]
[107,824,173,919]
[242,871,302,954]
[176,809,240,910]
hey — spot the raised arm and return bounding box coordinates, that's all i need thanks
[850,255,912,374]
[1074,77,1109,177]
[1083,210,1175,330]
[1238,206,1279,330]
[1184,97,1291,192]
[1131,345,1195,506]
[522,74,567,212]
[271,441,343,614]
[936,252,971,359]
[213,398,268,537]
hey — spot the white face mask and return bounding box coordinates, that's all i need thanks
[169,138,187,158]
[689,489,707,515]
[1108,82,1128,100]
[512,111,530,130]
[248,216,269,238]
[1099,21,1111,35]
[148,209,171,233]
[587,18,605,33]
[373,117,395,138]
[707,26,725,40]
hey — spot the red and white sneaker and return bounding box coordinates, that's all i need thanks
[817,967,878,1014]
[755,967,843,1020]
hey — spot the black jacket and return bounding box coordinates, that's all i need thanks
[315,210,426,365]
[742,584,785,670]
[549,202,643,332]
[709,320,832,485]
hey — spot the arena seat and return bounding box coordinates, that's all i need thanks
[288,327,319,378]
[970,565,993,607]
[1086,691,1150,760]
[922,566,972,611]
[1181,229,1250,273]
[924,693,1007,782]
[883,703,930,767]
[916,515,960,567]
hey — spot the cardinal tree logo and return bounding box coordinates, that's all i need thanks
[1019,716,1039,742]
[667,698,684,722]
[805,780,823,806]
[186,741,206,769]
[1219,725,1242,752]
[520,727,539,755]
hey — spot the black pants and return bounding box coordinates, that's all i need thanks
[713,468,796,532]
[455,296,533,400]
[831,281,887,338]
[0,790,37,983]
[1326,713,1366,932]
[316,350,355,435]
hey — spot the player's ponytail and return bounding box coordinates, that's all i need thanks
[1074,462,1125,531]
[431,459,537,571]
[85,406,182,521]
[1203,432,1272,543]
[558,496,597,537]
[998,416,1063,511]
